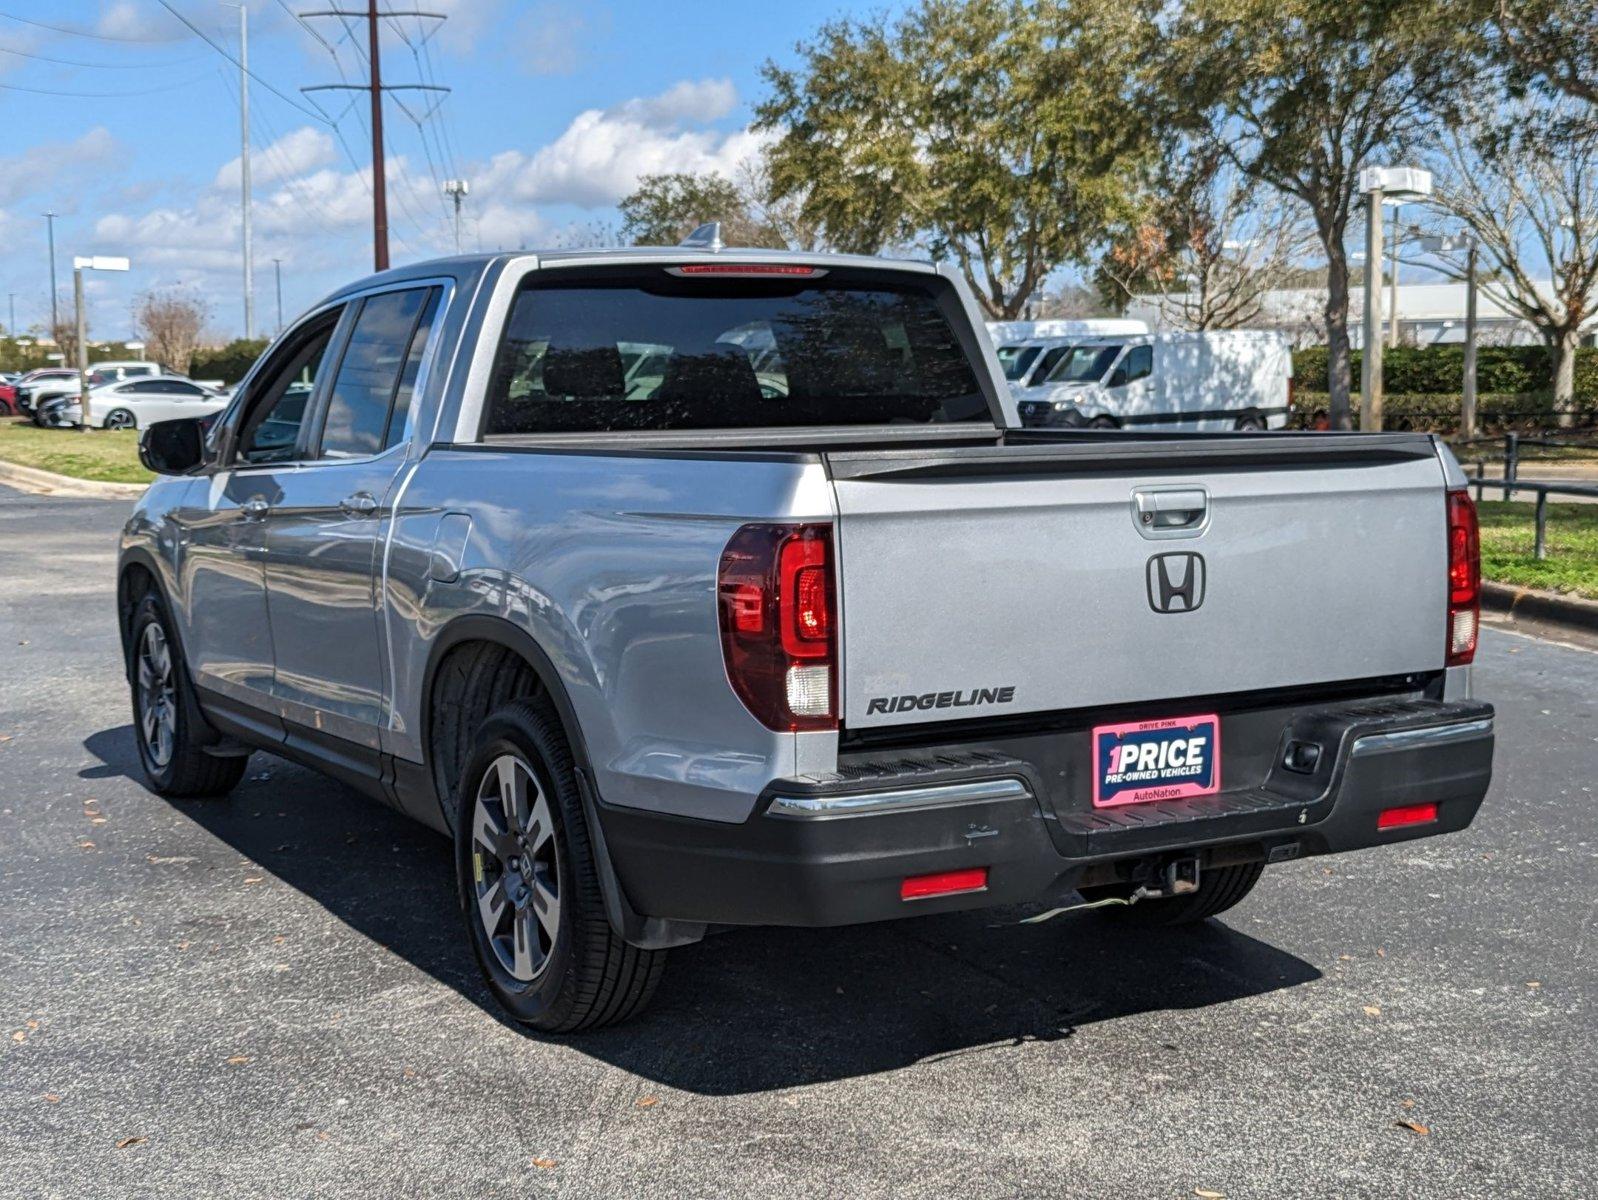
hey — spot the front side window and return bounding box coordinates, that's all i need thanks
[997,344,1039,382]
[317,287,437,459]
[1122,344,1153,383]
[484,270,989,434]
[236,312,340,465]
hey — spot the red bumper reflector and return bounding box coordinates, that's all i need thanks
[900,867,988,901]
[1377,802,1438,831]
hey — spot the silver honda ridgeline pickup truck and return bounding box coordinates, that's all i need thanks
[119,245,1494,1031]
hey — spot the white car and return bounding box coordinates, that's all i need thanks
[37,375,229,430]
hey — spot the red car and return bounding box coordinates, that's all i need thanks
[0,379,16,415]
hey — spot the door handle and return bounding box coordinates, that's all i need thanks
[1132,487,1209,538]
[339,491,379,517]
[241,497,270,520]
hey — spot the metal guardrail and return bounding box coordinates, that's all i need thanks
[1464,465,1598,560]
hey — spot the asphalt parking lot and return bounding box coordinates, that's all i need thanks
[1,481,1594,1199]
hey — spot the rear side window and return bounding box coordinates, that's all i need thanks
[484,270,989,433]
[318,286,438,459]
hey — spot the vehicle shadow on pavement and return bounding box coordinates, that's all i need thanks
[87,725,1322,1097]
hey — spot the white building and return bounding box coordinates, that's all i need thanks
[1127,279,1598,349]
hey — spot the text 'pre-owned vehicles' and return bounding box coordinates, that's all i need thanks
[36,375,228,430]
[1016,330,1294,431]
[118,235,1494,1032]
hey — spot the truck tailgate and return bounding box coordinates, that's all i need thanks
[827,435,1449,729]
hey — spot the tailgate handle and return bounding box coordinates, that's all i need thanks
[1133,487,1209,538]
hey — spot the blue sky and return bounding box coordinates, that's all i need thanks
[0,0,887,341]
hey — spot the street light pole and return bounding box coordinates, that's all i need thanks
[44,211,58,335]
[1463,240,1479,438]
[272,257,283,332]
[1387,205,1401,349]
[1362,184,1384,431]
[70,255,130,432]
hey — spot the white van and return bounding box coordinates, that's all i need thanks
[1014,330,1293,432]
[988,319,1149,390]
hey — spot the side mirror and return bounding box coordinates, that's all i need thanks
[1108,368,1128,388]
[139,417,207,476]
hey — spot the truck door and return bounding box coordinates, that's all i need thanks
[259,284,441,763]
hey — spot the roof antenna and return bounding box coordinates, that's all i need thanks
[679,222,724,252]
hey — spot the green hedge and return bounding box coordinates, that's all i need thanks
[1292,344,1598,400]
[1287,391,1598,432]
[189,338,270,385]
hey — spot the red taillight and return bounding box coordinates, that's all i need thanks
[718,523,837,731]
[1446,489,1480,666]
[1377,802,1438,831]
[901,867,989,901]
[671,264,821,277]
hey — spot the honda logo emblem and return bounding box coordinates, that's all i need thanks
[1147,552,1206,613]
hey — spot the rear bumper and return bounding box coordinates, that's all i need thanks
[600,697,1494,929]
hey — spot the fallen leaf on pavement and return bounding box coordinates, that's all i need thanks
[1527,981,1541,989]
[227,1055,250,1066]
[1195,1190,1226,1198]
[78,840,95,850]
[243,877,264,885]
[11,1031,24,1044]
[115,1137,146,1150]
[0,735,12,743]
[25,1020,38,1030]
[42,1094,60,1104]
[1395,1120,1430,1136]
[1400,1099,1416,1109]
[530,1157,558,1169]
[635,1095,658,1108]
[1363,1005,1381,1017]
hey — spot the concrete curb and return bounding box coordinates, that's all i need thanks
[1482,579,1598,636]
[0,458,148,500]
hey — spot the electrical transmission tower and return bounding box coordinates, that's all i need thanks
[300,2,450,271]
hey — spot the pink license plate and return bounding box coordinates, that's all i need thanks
[1092,714,1221,808]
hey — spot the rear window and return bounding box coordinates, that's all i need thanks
[484,270,989,434]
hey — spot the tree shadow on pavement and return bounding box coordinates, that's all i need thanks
[86,724,1323,1097]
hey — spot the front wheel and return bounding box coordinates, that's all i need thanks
[1090,415,1118,429]
[455,698,666,1032]
[103,408,137,430]
[127,594,247,798]
[1078,861,1265,927]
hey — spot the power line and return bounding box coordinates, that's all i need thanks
[0,74,210,97]
[156,0,328,123]
[0,42,205,68]
[0,11,173,42]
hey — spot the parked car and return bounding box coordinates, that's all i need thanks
[1016,330,1295,431]
[37,375,227,429]
[13,368,82,415]
[118,244,1494,1033]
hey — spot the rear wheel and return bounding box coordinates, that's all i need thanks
[1090,415,1118,429]
[1078,861,1265,927]
[128,594,248,798]
[1233,413,1265,432]
[455,698,666,1032]
[104,408,136,430]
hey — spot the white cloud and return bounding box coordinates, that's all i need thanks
[0,128,122,204]
[214,127,336,190]
[96,1,188,42]
[485,78,765,209]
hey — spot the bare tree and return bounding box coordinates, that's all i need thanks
[135,290,210,375]
[51,295,84,370]
[1423,95,1598,422]
[1099,142,1316,329]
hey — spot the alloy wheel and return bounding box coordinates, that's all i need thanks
[136,622,177,768]
[470,754,561,982]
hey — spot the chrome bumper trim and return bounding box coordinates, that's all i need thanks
[1350,718,1494,758]
[766,777,1032,819]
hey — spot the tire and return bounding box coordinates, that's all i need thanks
[1090,415,1118,429]
[455,698,666,1032]
[127,594,248,798]
[104,408,137,430]
[1078,861,1265,927]
[1234,413,1265,432]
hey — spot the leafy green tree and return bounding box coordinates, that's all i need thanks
[1491,0,1598,108]
[757,0,1156,319]
[617,172,788,249]
[1166,0,1472,428]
